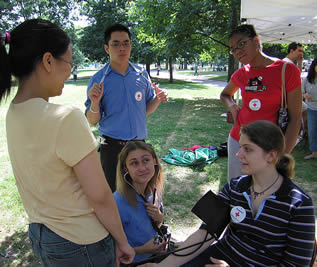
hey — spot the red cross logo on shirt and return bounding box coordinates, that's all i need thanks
[135,91,142,101]
[249,98,261,111]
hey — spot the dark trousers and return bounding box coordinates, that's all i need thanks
[99,141,125,193]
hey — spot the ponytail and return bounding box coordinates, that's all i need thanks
[1,20,70,105]
[0,32,12,103]
[276,154,295,179]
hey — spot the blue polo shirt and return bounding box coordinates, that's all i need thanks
[85,62,155,140]
[113,191,158,263]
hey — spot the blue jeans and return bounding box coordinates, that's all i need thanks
[28,223,115,267]
[307,108,317,152]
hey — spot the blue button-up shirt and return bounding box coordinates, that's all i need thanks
[85,62,155,140]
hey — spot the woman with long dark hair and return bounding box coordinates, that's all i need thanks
[302,58,317,159]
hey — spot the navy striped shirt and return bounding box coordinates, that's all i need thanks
[212,175,315,266]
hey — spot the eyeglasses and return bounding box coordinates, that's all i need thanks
[57,57,73,68]
[229,38,252,55]
[110,42,131,49]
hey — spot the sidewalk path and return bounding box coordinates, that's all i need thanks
[150,69,227,90]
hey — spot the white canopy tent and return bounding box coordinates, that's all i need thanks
[240,0,317,44]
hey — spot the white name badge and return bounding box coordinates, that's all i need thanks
[231,206,246,223]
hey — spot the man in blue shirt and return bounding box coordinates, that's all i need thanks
[85,23,168,192]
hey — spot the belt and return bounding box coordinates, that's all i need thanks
[102,135,144,146]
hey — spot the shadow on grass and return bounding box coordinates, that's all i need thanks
[0,229,41,267]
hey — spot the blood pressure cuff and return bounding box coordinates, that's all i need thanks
[191,190,230,239]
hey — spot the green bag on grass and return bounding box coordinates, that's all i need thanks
[162,147,218,166]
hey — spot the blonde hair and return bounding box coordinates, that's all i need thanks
[116,141,164,207]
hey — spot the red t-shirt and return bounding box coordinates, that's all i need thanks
[230,60,301,141]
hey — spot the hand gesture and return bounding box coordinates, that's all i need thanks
[144,201,163,224]
[153,83,168,103]
[303,93,313,100]
[205,257,230,267]
[228,103,241,125]
[115,242,135,267]
[88,82,104,105]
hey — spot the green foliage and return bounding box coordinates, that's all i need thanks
[127,0,239,75]
[303,44,317,60]
[1,0,241,70]
[0,0,86,65]
[78,0,129,62]
[0,0,78,30]
[0,0,16,30]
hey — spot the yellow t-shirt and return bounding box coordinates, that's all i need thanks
[6,98,109,244]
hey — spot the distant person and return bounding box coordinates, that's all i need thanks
[84,23,168,192]
[220,24,302,180]
[157,64,161,76]
[141,121,315,267]
[302,58,317,160]
[114,141,168,263]
[283,42,308,135]
[194,64,198,76]
[283,42,304,71]
[0,19,134,266]
[72,65,78,81]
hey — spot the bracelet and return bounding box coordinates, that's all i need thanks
[89,106,100,113]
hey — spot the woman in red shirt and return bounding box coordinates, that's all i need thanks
[220,24,302,180]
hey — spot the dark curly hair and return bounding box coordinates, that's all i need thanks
[307,58,317,84]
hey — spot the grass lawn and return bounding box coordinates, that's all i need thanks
[209,75,228,81]
[0,77,316,266]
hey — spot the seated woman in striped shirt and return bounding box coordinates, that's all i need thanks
[142,120,315,267]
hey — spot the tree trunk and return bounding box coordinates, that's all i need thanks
[228,0,239,82]
[168,57,173,83]
[146,63,151,78]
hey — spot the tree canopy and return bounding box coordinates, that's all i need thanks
[1,0,316,76]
